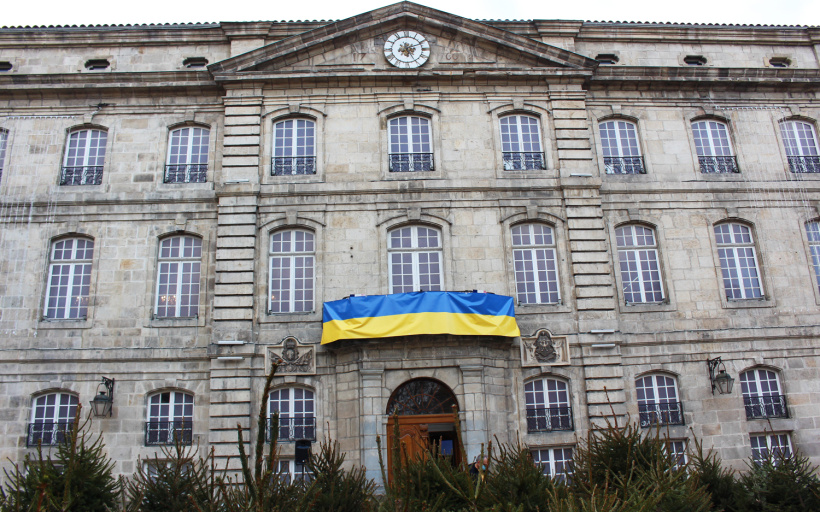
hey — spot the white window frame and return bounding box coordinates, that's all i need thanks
[154,235,202,318]
[691,120,734,157]
[599,120,644,174]
[272,118,316,176]
[44,237,94,320]
[635,374,682,427]
[750,433,792,464]
[146,391,194,445]
[511,223,560,305]
[388,225,443,293]
[780,120,819,157]
[666,440,688,471]
[615,224,665,304]
[388,116,433,172]
[740,369,786,419]
[29,392,78,446]
[531,447,573,481]
[500,115,545,170]
[165,126,210,183]
[524,378,572,432]
[0,128,8,183]
[268,229,315,314]
[268,387,316,442]
[714,223,764,300]
[275,459,313,483]
[62,128,107,185]
[806,222,820,293]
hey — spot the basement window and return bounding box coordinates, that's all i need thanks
[183,57,209,69]
[683,55,707,66]
[769,57,791,68]
[595,54,619,65]
[0,62,12,72]
[84,59,110,71]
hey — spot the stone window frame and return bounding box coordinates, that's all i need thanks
[708,218,774,309]
[634,372,684,428]
[684,114,745,181]
[378,213,453,295]
[267,384,317,443]
[489,104,556,180]
[156,118,220,191]
[378,104,443,180]
[27,390,80,447]
[595,115,649,176]
[774,116,820,178]
[739,366,789,422]
[613,223,666,305]
[152,233,204,321]
[59,124,110,187]
[519,367,581,444]
[261,106,327,185]
[163,123,212,184]
[523,375,574,433]
[266,377,323,451]
[144,389,195,447]
[41,234,96,323]
[800,217,820,304]
[267,228,317,315]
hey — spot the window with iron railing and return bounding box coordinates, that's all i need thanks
[28,393,78,447]
[599,120,645,174]
[268,387,315,442]
[636,374,684,427]
[273,119,316,175]
[741,369,788,420]
[146,391,193,445]
[266,416,317,442]
[692,120,739,173]
[780,120,820,173]
[500,115,545,170]
[61,128,106,185]
[145,420,193,446]
[388,116,434,172]
[165,126,209,183]
[525,378,573,432]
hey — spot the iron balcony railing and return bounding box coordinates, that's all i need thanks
[164,164,208,183]
[604,156,646,174]
[526,406,574,433]
[272,156,317,176]
[144,420,193,446]
[698,156,739,174]
[787,156,820,173]
[502,152,546,171]
[744,394,788,420]
[388,153,434,172]
[266,416,317,442]
[60,166,104,185]
[27,421,74,447]
[638,402,685,428]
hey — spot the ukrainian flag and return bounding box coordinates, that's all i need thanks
[321,291,520,345]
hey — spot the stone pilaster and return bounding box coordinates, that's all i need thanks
[359,369,385,487]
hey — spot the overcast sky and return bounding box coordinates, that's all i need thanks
[2,0,818,27]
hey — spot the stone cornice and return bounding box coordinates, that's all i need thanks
[591,66,820,84]
[0,71,218,90]
[576,23,817,45]
[0,25,227,49]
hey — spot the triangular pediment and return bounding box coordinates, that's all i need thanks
[209,2,596,78]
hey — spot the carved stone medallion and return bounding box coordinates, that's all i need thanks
[267,336,315,375]
[521,329,569,367]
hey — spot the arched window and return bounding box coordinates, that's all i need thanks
[599,120,644,174]
[714,222,763,300]
[146,391,193,445]
[780,120,820,173]
[806,221,820,293]
[524,377,573,432]
[740,369,787,419]
[635,374,683,427]
[273,118,316,175]
[500,115,545,170]
[155,235,202,318]
[28,392,78,446]
[44,237,94,319]
[388,225,442,293]
[165,126,209,183]
[268,387,315,441]
[531,447,574,481]
[269,229,315,313]
[61,128,107,185]
[0,128,8,184]
[691,120,738,173]
[388,116,433,172]
[511,223,560,304]
[615,224,664,304]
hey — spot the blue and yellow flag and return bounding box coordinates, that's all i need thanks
[321,291,520,345]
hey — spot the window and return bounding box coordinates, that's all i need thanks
[0,62,12,72]
[524,378,573,432]
[146,391,193,446]
[155,235,202,318]
[388,116,433,172]
[769,57,791,68]
[500,115,545,170]
[275,459,313,483]
[0,128,7,183]
[84,59,110,70]
[615,225,664,304]
[684,55,707,66]
[714,223,763,300]
[28,393,78,446]
[511,223,560,304]
[388,225,443,293]
[595,54,619,64]
[666,440,687,471]
[272,119,316,176]
[691,120,738,173]
[599,120,645,174]
[635,374,683,427]
[780,120,820,173]
[44,237,94,320]
[269,229,315,313]
[740,369,787,420]
[61,128,107,185]
[806,222,820,293]
[268,388,316,442]
[165,126,209,183]
[750,433,792,464]
[182,57,208,68]
[531,447,573,481]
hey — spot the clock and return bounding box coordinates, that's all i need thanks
[383,31,430,69]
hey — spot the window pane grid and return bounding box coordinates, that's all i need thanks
[155,236,202,318]
[780,121,819,157]
[532,447,573,481]
[636,374,683,427]
[166,127,209,183]
[511,224,560,304]
[146,391,194,445]
[269,388,316,441]
[615,225,664,303]
[599,120,640,157]
[807,222,820,293]
[388,226,443,293]
[750,433,792,464]
[45,238,94,319]
[715,224,762,300]
[692,121,733,157]
[269,230,315,313]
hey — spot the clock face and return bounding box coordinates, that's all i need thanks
[383,31,430,69]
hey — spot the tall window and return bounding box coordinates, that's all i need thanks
[165,126,209,183]
[524,378,573,432]
[500,115,545,170]
[388,116,433,172]
[691,120,738,173]
[0,128,7,183]
[388,225,442,293]
[615,224,664,304]
[28,393,78,446]
[268,388,316,442]
[806,222,820,293]
[61,128,107,185]
[740,369,787,419]
[511,223,560,304]
[273,119,316,175]
[714,222,763,300]
[666,440,688,471]
[155,235,202,318]
[750,433,792,464]
[269,229,315,313]
[44,237,94,319]
[599,120,644,174]
[146,391,193,445]
[635,374,683,427]
[780,120,820,173]
[531,447,573,481]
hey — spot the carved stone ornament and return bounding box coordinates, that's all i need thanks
[267,337,315,375]
[520,329,569,367]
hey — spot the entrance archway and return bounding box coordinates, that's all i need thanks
[385,378,460,478]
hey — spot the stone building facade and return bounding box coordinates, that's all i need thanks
[1,1,819,484]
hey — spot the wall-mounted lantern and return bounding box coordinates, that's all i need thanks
[90,376,115,417]
[707,357,734,395]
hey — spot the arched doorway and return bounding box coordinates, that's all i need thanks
[385,378,460,477]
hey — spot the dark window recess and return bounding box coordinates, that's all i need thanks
[769,57,791,68]
[684,55,707,66]
[595,54,619,64]
[84,59,110,70]
[0,61,12,72]
[183,57,209,68]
